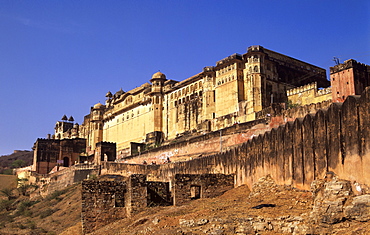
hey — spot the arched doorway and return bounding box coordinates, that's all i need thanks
[63,157,69,167]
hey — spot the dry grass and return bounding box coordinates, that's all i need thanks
[0,175,17,190]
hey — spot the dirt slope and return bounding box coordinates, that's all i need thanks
[88,184,312,235]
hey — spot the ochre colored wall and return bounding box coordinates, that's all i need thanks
[104,104,154,151]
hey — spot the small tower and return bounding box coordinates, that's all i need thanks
[330,59,370,102]
[54,115,74,140]
[148,71,167,143]
[89,103,105,151]
[243,46,265,119]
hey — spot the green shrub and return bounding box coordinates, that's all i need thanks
[0,199,13,211]
[18,223,27,229]
[2,169,14,175]
[15,200,39,216]
[39,208,56,219]
[45,189,67,201]
[27,220,36,230]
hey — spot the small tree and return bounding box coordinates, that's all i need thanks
[11,159,26,168]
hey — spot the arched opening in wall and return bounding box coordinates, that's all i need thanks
[63,157,69,167]
[190,185,201,200]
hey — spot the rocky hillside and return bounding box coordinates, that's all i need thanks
[0,184,81,235]
[0,151,33,174]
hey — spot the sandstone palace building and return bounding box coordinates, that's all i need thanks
[33,45,370,174]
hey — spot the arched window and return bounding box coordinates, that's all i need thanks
[254,66,259,73]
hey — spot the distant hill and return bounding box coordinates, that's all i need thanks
[0,150,33,174]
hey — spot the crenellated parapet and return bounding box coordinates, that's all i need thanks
[330,59,370,74]
[287,82,332,106]
[287,82,318,96]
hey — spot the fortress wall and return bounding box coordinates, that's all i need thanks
[102,88,370,190]
[282,99,332,122]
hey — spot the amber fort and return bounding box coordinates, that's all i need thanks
[24,45,370,233]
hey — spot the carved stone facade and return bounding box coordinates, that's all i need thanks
[32,138,86,174]
[77,45,329,157]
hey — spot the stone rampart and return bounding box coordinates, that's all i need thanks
[101,87,370,190]
[32,164,99,197]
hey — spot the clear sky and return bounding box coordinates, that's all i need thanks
[0,0,369,155]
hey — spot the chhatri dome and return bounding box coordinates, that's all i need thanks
[93,103,104,109]
[151,71,166,80]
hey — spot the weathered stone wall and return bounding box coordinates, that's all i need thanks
[173,174,234,206]
[126,174,147,215]
[81,173,232,234]
[101,87,370,190]
[82,179,128,234]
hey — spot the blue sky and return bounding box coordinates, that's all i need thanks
[0,0,369,155]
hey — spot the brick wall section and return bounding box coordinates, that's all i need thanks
[102,87,370,190]
[81,179,127,234]
[173,174,234,206]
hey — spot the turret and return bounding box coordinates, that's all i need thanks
[150,71,167,94]
[149,71,167,140]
